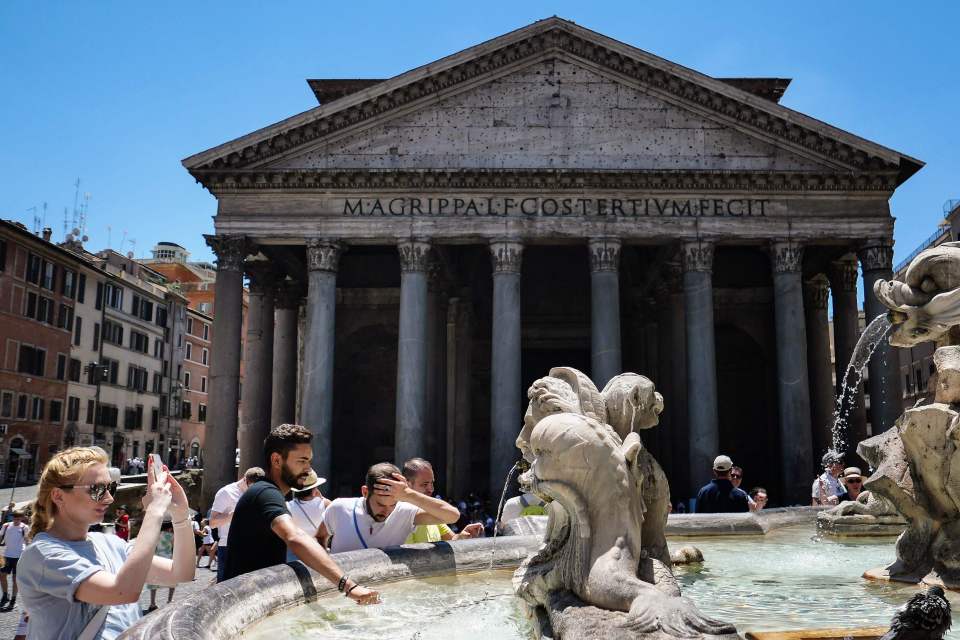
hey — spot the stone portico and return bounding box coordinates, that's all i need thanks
[185,18,922,508]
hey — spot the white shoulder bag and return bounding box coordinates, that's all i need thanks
[77,535,114,640]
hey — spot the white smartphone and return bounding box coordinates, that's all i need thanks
[149,453,166,485]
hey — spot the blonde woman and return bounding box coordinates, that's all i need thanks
[18,447,195,639]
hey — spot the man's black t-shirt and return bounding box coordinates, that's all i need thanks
[694,478,750,514]
[223,479,290,581]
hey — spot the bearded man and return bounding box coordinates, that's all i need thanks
[222,424,380,604]
[320,461,461,553]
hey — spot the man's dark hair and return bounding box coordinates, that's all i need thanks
[263,424,312,465]
[749,486,767,499]
[365,462,401,490]
[730,466,743,475]
[402,457,433,482]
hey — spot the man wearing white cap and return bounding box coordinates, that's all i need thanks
[694,455,750,513]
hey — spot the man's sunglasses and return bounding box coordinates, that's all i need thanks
[61,481,118,502]
[846,478,862,484]
[730,474,742,479]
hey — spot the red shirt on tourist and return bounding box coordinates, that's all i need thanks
[115,513,129,540]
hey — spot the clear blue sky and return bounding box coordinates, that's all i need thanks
[2,2,957,265]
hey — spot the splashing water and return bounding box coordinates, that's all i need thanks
[488,461,520,571]
[830,314,893,454]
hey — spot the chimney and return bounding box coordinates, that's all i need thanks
[42,227,52,242]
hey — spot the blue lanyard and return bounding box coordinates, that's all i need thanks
[352,499,369,549]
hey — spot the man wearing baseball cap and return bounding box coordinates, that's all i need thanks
[694,455,750,513]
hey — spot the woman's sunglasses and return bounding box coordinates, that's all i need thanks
[61,481,118,502]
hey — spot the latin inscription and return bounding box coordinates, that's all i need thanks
[343,197,770,218]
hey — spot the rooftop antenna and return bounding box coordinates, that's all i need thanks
[128,238,137,257]
[72,178,81,226]
[79,193,91,236]
[63,207,70,239]
[120,230,128,254]
[41,202,47,230]
[27,206,39,234]
[107,225,112,250]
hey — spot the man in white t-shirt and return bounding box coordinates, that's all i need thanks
[210,467,265,582]
[321,462,460,554]
[286,469,331,561]
[499,492,547,529]
[0,512,28,610]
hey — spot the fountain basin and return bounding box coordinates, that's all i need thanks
[120,512,959,639]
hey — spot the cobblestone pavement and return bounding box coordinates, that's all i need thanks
[0,561,218,637]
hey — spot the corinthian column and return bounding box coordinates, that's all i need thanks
[301,239,342,482]
[771,241,813,505]
[202,234,249,510]
[395,239,431,465]
[489,240,523,501]
[828,257,868,449]
[272,280,303,427]
[804,274,835,460]
[681,241,718,501]
[239,261,276,474]
[858,241,903,433]
[589,238,622,389]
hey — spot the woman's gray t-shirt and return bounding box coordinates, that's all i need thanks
[18,531,142,639]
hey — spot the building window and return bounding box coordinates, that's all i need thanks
[62,269,77,298]
[202,324,209,340]
[24,291,37,319]
[102,320,123,346]
[152,372,162,394]
[177,333,182,348]
[86,399,94,424]
[96,404,118,428]
[151,408,159,431]
[131,295,154,322]
[184,371,191,389]
[38,296,54,324]
[187,318,194,335]
[200,376,207,393]
[153,339,164,359]
[77,273,86,303]
[31,397,44,421]
[156,306,168,328]
[57,304,74,330]
[49,400,62,423]
[93,322,100,350]
[105,283,123,310]
[201,348,208,365]
[198,404,207,422]
[181,401,191,420]
[129,330,149,354]
[26,254,41,284]
[126,366,148,392]
[0,391,12,418]
[67,396,80,422]
[199,302,211,314]
[41,261,56,290]
[69,358,81,382]
[17,345,46,376]
[16,394,27,419]
[73,316,83,346]
[124,406,144,430]
[185,342,192,361]
[102,358,119,385]
[56,354,66,381]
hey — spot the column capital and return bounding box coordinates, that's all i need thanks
[489,240,524,274]
[397,239,432,273]
[828,257,859,292]
[681,241,714,273]
[588,238,622,272]
[305,239,343,272]
[857,241,894,272]
[803,274,830,310]
[243,261,278,292]
[771,241,804,273]
[204,235,250,273]
[274,279,305,309]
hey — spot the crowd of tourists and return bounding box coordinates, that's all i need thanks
[0,420,872,639]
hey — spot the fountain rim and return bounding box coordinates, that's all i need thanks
[118,535,542,640]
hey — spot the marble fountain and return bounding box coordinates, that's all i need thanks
[120,244,960,639]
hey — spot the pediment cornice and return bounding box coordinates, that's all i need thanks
[183,18,922,188]
[192,168,899,194]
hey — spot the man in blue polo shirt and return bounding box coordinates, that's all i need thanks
[694,455,750,513]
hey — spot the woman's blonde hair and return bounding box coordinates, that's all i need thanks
[29,447,109,541]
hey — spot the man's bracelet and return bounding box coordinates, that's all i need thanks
[172,518,191,527]
[337,575,348,592]
[345,583,360,597]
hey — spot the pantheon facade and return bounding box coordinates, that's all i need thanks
[185,18,922,507]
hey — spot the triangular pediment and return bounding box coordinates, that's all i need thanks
[184,17,921,187]
[269,58,831,173]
